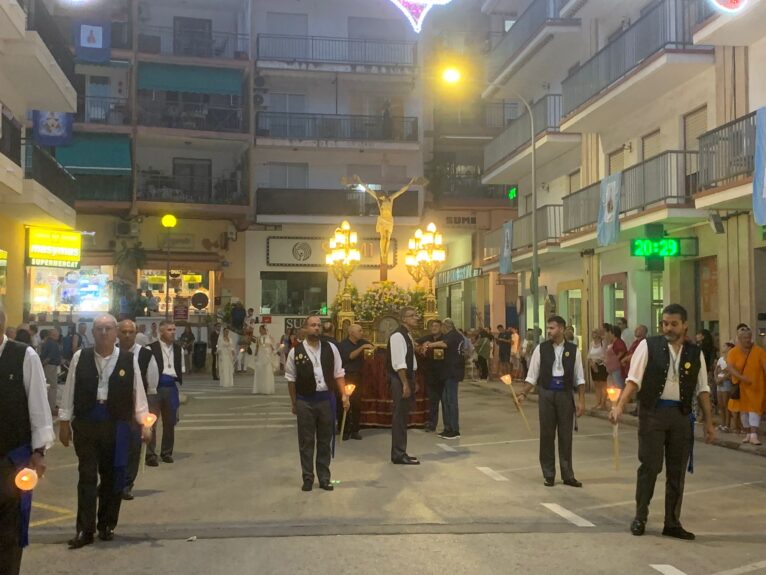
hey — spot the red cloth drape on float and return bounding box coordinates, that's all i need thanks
[359,349,427,428]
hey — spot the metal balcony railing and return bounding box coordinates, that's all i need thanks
[138,99,245,133]
[256,187,419,217]
[0,115,22,166]
[25,0,76,86]
[434,102,518,134]
[437,175,507,200]
[74,174,133,202]
[563,150,698,233]
[23,142,76,207]
[562,0,706,117]
[698,112,756,191]
[482,226,505,261]
[138,25,250,60]
[76,96,130,125]
[256,112,419,142]
[138,171,247,205]
[488,0,562,81]
[686,0,716,30]
[512,204,563,251]
[484,95,562,172]
[256,34,417,67]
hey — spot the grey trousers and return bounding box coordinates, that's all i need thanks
[538,386,576,481]
[390,375,414,461]
[296,398,334,483]
[635,405,692,528]
[147,388,177,459]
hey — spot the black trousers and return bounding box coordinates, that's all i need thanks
[635,405,692,528]
[125,423,142,490]
[477,356,489,380]
[147,388,176,460]
[390,375,414,461]
[425,373,445,431]
[72,419,122,534]
[211,349,218,379]
[343,372,363,437]
[0,458,23,575]
[538,386,576,481]
[296,398,333,483]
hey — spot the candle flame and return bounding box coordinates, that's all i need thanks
[144,413,158,427]
[344,383,357,395]
[15,468,38,491]
[500,374,512,386]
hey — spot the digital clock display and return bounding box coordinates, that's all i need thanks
[630,238,681,257]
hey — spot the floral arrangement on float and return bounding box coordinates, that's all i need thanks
[329,282,427,322]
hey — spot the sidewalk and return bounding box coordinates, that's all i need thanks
[466,377,766,458]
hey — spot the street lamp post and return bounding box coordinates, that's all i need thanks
[161,214,177,320]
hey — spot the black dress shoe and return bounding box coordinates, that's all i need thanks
[68,532,94,549]
[350,432,362,440]
[404,454,420,463]
[630,519,646,536]
[662,526,695,540]
[122,488,134,501]
[563,478,583,488]
[145,457,159,467]
[319,482,334,491]
[161,455,174,464]
[544,477,555,487]
[302,480,313,492]
[392,457,420,465]
[98,528,114,541]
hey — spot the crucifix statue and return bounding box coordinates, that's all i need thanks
[342,175,428,281]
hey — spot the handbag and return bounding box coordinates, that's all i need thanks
[730,346,753,401]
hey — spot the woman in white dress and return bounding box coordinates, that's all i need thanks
[252,325,276,395]
[217,327,236,388]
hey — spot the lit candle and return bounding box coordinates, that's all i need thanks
[15,468,38,491]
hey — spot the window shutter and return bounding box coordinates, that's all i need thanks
[684,107,707,151]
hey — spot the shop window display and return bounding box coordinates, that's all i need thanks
[28,265,112,314]
[138,269,212,316]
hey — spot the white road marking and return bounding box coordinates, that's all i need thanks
[193,395,291,400]
[711,560,766,575]
[437,443,457,452]
[650,565,688,575]
[176,424,294,431]
[476,467,509,482]
[497,455,634,473]
[458,432,613,448]
[541,503,595,527]
[180,413,291,417]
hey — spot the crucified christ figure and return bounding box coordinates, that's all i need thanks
[341,174,428,281]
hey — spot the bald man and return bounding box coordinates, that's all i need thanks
[338,324,374,440]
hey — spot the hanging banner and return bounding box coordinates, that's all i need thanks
[499,220,513,275]
[753,107,766,226]
[32,111,74,147]
[74,21,112,63]
[597,172,622,247]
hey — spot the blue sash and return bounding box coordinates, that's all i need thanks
[159,374,180,420]
[7,445,33,548]
[297,390,337,457]
[84,405,133,492]
[549,376,565,391]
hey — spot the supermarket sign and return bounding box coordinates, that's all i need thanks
[26,227,81,269]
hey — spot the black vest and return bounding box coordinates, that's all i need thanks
[637,336,701,414]
[149,341,183,385]
[293,340,336,396]
[387,326,415,379]
[0,340,32,456]
[136,346,153,392]
[73,349,135,422]
[538,340,578,392]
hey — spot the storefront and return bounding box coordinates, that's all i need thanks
[137,268,214,318]
[0,249,7,310]
[435,263,483,330]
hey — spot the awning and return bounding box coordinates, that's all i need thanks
[138,63,243,96]
[55,134,132,175]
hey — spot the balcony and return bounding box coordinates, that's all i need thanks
[76,96,130,127]
[433,102,517,140]
[562,151,700,243]
[138,25,250,61]
[256,34,417,74]
[0,115,22,195]
[74,174,133,203]
[561,0,713,133]
[138,171,248,207]
[433,175,510,208]
[138,98,245,135]
[483,95,580,184]
[695,112,755,211]
[256,112,419,150]
[689,0,766,47]
[483,0,581,99]
[1,0,26,40]
[512,204,564,253]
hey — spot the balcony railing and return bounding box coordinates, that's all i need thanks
[256,187,419,217]
[257,34,416,67]
[138,99,245,133]
[698,112,756,191]
[256,112,419,142]
[1,115,22,166]
[512,204,563,251]
[434,102,518,134]
[138,25,250,60]
[686,0,716,30]
[488,0,562,81]
[23,142,76,207]
[25,0,76,85]
[76,96,130,125]
[436,175,507,201]
[562,0,706,117]
[138,171,247,205]
[484,95,562,172]
[483,226,505,261]
[74,174,133,202]
[563,150,698,234]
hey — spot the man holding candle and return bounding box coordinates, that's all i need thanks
[338,324,374,441]
[610,304,715,540]
[286,316,349,491]
[0,310,54,575]
[417,319,446,433]
[58,314,151,548]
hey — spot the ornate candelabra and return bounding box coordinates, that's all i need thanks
[405,222,446,325]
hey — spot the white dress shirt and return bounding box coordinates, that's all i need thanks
[131,343,159,396]
[389,331,418,373]
[59,346,150,425]
[525,342,586,387]
[0,335,55,450]
[135,332,150,347]
[626,339,710,400]
[285,340,344,392]
[159,340,185,378]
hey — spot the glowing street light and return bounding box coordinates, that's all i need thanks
[442,66,462,85]
[161,214,177,320]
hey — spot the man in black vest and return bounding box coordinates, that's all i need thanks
[59,314,151,548]
[0,310,54,575]
[117,320,159,500]
[416,319,445,433]
[338,323,375,440]
[147,320,184,466]
[387,306,420,465]
[286,315,348,492]
[610,304,715,540]
[518,316,586,487]
[209,323,221,380]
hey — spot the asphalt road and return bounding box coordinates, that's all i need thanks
[21,374,766,575]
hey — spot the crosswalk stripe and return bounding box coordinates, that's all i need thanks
[541,503,595,527]
[476,467,509,482]
[176,424,294,431]
[650,566,689,575]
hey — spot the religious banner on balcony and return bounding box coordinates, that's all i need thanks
[73,21,112,63]
[499,221,513,275]
[597,172,622,247]
[753,107,766,226]
[31,111,73,147]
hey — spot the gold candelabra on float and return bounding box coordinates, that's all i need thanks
[325,220,361,335]
[405,222,446,325]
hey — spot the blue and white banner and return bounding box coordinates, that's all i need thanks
[597,172,622,247]
[74,21,111,63]
[753,107,766,226]
[32,111,74,147]
[499,220,513,275]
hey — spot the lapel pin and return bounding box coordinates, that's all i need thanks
[119,369,126,377]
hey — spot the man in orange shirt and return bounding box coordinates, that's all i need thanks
[726,325,766,445]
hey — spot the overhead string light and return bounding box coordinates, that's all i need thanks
[387,0,454,33]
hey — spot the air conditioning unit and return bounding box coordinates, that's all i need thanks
[115,221,140,238]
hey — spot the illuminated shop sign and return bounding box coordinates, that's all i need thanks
[26,227,81,269]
